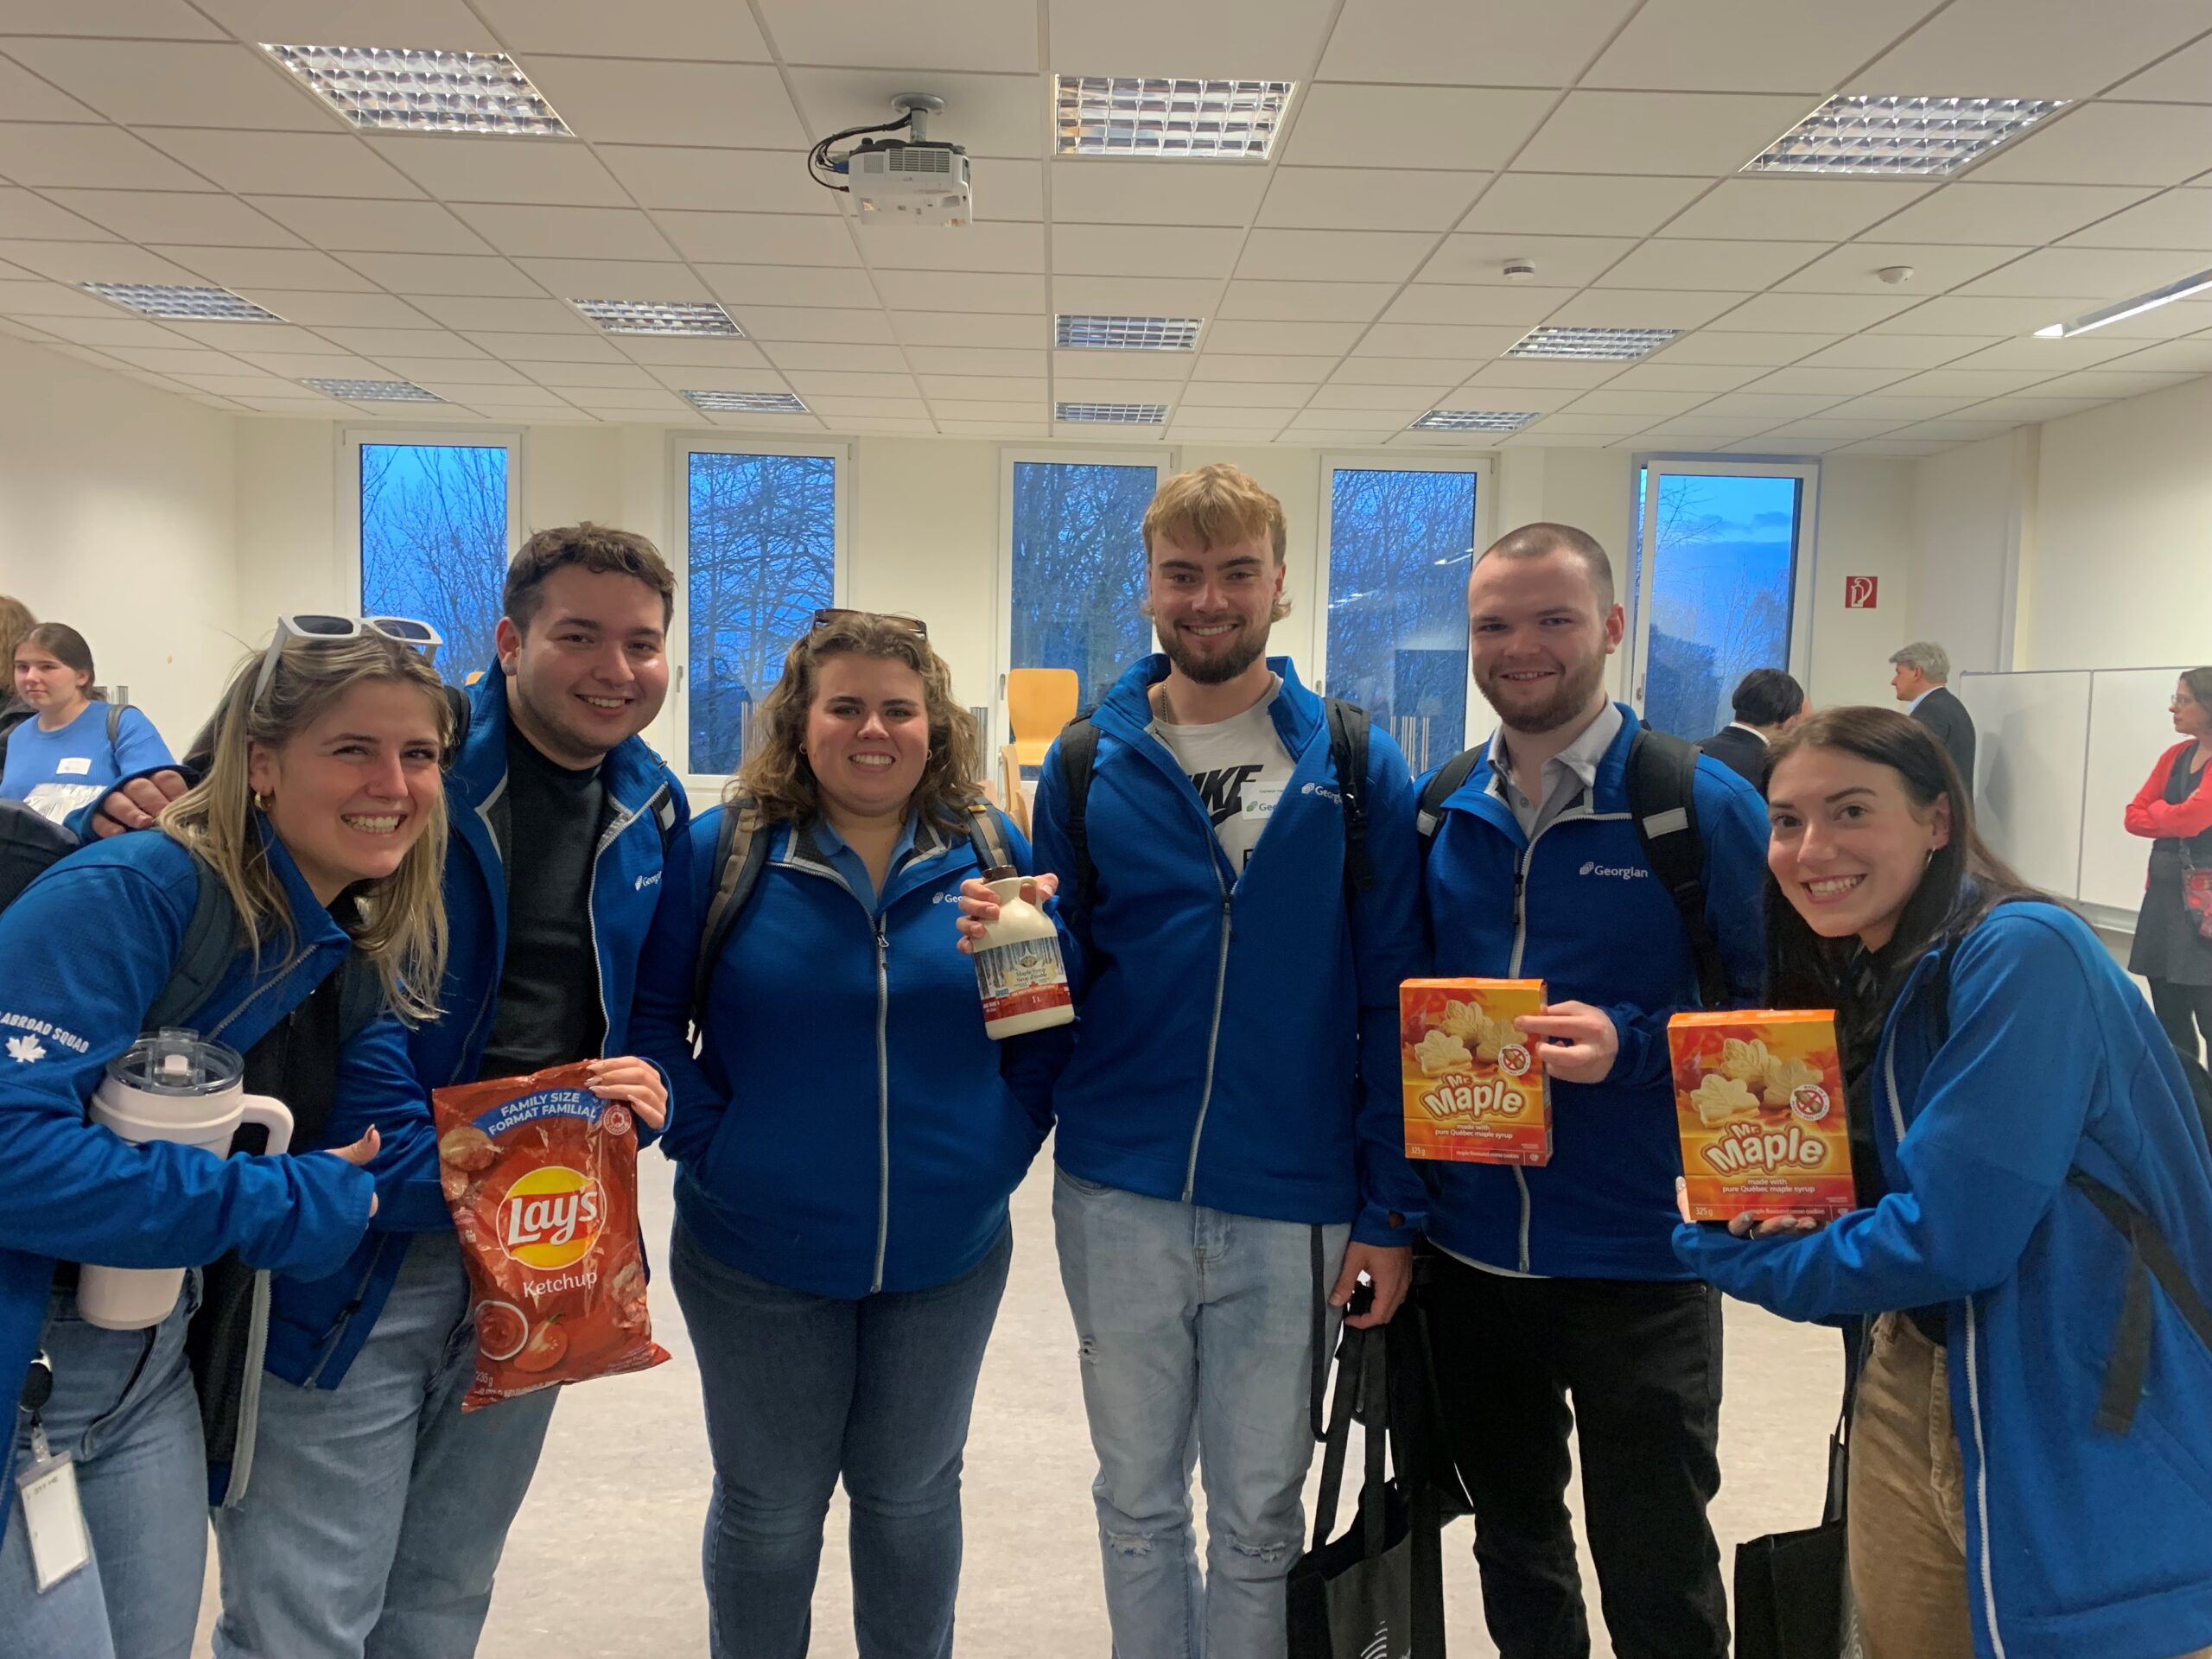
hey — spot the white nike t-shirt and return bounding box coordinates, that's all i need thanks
[1147,680,1295,872]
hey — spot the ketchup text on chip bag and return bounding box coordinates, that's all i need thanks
[1400,977,1551,1166]
[433,1060,669,1410]
[1669,1009,1857,1222]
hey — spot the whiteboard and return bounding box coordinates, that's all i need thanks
[1957,670,2090,901]
[2080,668,2192,915]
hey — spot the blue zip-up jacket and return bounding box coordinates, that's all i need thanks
[0,830,431,1546]
[1033,656,1427,1244]
[1420,706,1770,1278]
[1676,903,2212,1659]
[632,805,1063,1298]
[268,665,690,1389]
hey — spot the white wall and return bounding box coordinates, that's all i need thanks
[1909,427,2035,677]
[0,335,238,749]
[1808,456,1915,712]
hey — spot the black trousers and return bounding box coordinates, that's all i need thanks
[2149,976,2212,1069]
[1424,1249,1729,1659]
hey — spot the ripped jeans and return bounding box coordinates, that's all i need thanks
[1052,1169,1348,1659]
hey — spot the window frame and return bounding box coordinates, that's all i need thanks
[339,425,524,679]
[994,442,1171,739]
[667,431,852,795]
[1312,450,1495,769]
[1624,454,1821,721]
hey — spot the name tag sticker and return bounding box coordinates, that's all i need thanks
[55,758,92,777]
[17,1451,91,1592]
[1242,783,1284,821]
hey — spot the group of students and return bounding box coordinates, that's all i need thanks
[4,467,2211,1659]
[0,599,174,826]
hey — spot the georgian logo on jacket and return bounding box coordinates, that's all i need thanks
[1579,861,1649,880]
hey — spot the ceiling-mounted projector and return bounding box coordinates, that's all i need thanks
[809,92,972,227]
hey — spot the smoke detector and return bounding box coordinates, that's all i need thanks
[1876,264,1916,285]
[1502,260,1537,283]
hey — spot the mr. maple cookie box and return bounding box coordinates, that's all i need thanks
[1400,978,1549,1166]
[1669,1010,1856,1222]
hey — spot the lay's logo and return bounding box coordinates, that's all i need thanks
[497,1166,605,1270]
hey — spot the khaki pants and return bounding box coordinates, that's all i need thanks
[1847,1312,2212,1659]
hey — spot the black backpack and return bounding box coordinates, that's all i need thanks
[1414,724,1729,1010]
[690,798,1018,1020]
[1052,696,1377,921]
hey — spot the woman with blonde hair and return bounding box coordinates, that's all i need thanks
[633,609,1067,1659]
[0,620,452,1659]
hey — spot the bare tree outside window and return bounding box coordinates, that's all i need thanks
[1326,467,1476,773]
[1641,474,1799,741]
[359,443,510,683]
[688,451,836,776]
[1009,461,1159,712]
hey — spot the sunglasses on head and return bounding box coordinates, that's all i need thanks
[251,613,444,707]
[809,608,927,639]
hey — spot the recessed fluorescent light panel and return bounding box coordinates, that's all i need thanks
[572,299,742,337]
[261,44,573,137]
[683,390,810,413]
[1055,402,1169,423]
[1745,95,2065,177]
[1411,410,1539,432]
[1507,327,1680,361]
[2035,266,2212,338]
[1056,315,1203,351]
[1052,77,1293,158]
[81,283,283,322]
[302,378,443,402]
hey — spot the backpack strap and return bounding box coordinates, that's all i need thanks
[1627,726,1727,1011]
[693,801,771,1020]
[1414,747,1484,846]
[332,951,385,1046]
[963,799,1014,875]
[2065,1166,2212,1433]
[145,860,245,1031]
[105,702,124,748]
[1324,698,1375,896]
[1055,715,1102,919]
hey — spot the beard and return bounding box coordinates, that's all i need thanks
[1475,650,1609,735]
[1160,618,1268,685]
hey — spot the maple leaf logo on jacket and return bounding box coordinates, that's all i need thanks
[7,1033,47,1064]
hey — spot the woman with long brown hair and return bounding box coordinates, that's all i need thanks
[632,609,1066,1659]
[3,622,172,823]
[1675,707,2212,1659]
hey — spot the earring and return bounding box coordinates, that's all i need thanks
[252,791,270,812]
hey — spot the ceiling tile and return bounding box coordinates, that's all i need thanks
[788,69,1039,160]
[1343,356,1497,385]
[1847,0,2212,100]
[2,41,334,130]
[227,349,382,377]
[1944,334,2144,370]
[463,205,678,261]
[1434,378,1582,410]
[1597,238,1831,289]
[971,159,1045,223]
[196,0,497,44]
[508,260,714,307]
[1257,167,1486,232]
[1462,357,1623,387]
[1051,275,1221,315]
[473,0,770,56]
[906,346,1041,375]
[1967,104,2212,188]
[0,238,200,283]
[1205,318,1364,354]
[137,130,421,201]
[1462,173,1713,238]
[1377,286,1570,327]
[657,211,860,267]
[1221,280,1398,322]
[596,145,832,215]
[1887,419,2022,441]
[1048,161,1270,227]
[2099,337,2212,372]
[29,314,192,347]
[0,54,100,121]
[246,197,489,256]
[2061,188,2212,251]
[1656,331,1839,364]
[1776,242,2031,294]
[365,137,629,207]
[891,310,1042,347]
[1287,85,1554,172]
[1798,334,1999,368]
[523,60,805,149]
[521,361,663,389]
[1871,182,2160,246]
[1236,229,1434,283]
[320,327,488,359]
[2107,32,2212,101]
[1511,92,1821,176]
[1417,232,1637,287]
[1601,360,1770,390]
[1822,392,1991,417]
[1057,376,1185,403]
[617,335,771,367]
[1523,411,1658,435]
[1319,0,1637,84]
[1050,0,1338,79]
[0,122,216,190]
[44,191,300,249]
[1189,353,1337,381]
[741,305,899,342]
[1954,245,2212,298]
[385,360,536,386]
[166,370,295,394]
[156,321,334,353]
[2029,366,2206,398]
[931,400,1048,421]
[1541,288,1751,328]
[1836,439,1960,455]
[1715,291,1922,330]
[561,387,692,410]
[1660,177,1932,240]
[1866,294,2093,333]
[918,374,1045,400]
[1180,381,1324,409]
[400,295,593,333]
[937,417,1045,434]
[1305,384,1440,412]
[0,189,114,242]
[872,270,1044,312]
[760,0,1038,70]
[749,342,903,372]
[413,378,569,404]
[805,398,932,420]
[859,220,1046,273]
[335,251,542,296]
[87,344,237,373]
[697,264,881,308]
[1354,321,1524,355]
[451,330,619,362]
[1746,365,1913,395]
[1690,390,1851,417]
[1053,225,1244,278]
[1583,0,1942,91]
[1566,387,1713,415]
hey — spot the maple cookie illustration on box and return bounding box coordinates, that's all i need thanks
[1400,978,1550,1166]
[1669,1010,1856,1221]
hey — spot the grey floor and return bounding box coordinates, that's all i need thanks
[196,1143,1839,1657]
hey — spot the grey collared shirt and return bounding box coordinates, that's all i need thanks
[1487,702,1624,841]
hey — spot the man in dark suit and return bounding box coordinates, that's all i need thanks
[1700,668,1807,788]
[1891,640,1976,797]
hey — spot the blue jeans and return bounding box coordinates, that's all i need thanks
[1053,1169,1349,1659]
[0,1281,204,1659]
[211,1230,558,1659]
[668,1214,1013,1659]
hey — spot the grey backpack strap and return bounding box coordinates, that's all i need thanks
[693,802,770,1020]
[145,859,244,1031]
[964,800,1014,874]
[1415,747,1484,845]
[105,702,124,749]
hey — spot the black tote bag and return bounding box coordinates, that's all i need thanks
[1732,1325,1863,1659]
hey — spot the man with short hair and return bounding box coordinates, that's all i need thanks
[1698,667,1808,786]
[984,462,1426,1659]
[1891,640,1975,795]
[1417,523,1770,1659]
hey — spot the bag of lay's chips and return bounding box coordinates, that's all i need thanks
[1669,1010,1857,1222]
[433,1060,669,1410]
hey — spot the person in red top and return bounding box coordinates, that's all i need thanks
[2125,665,2212,1065]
